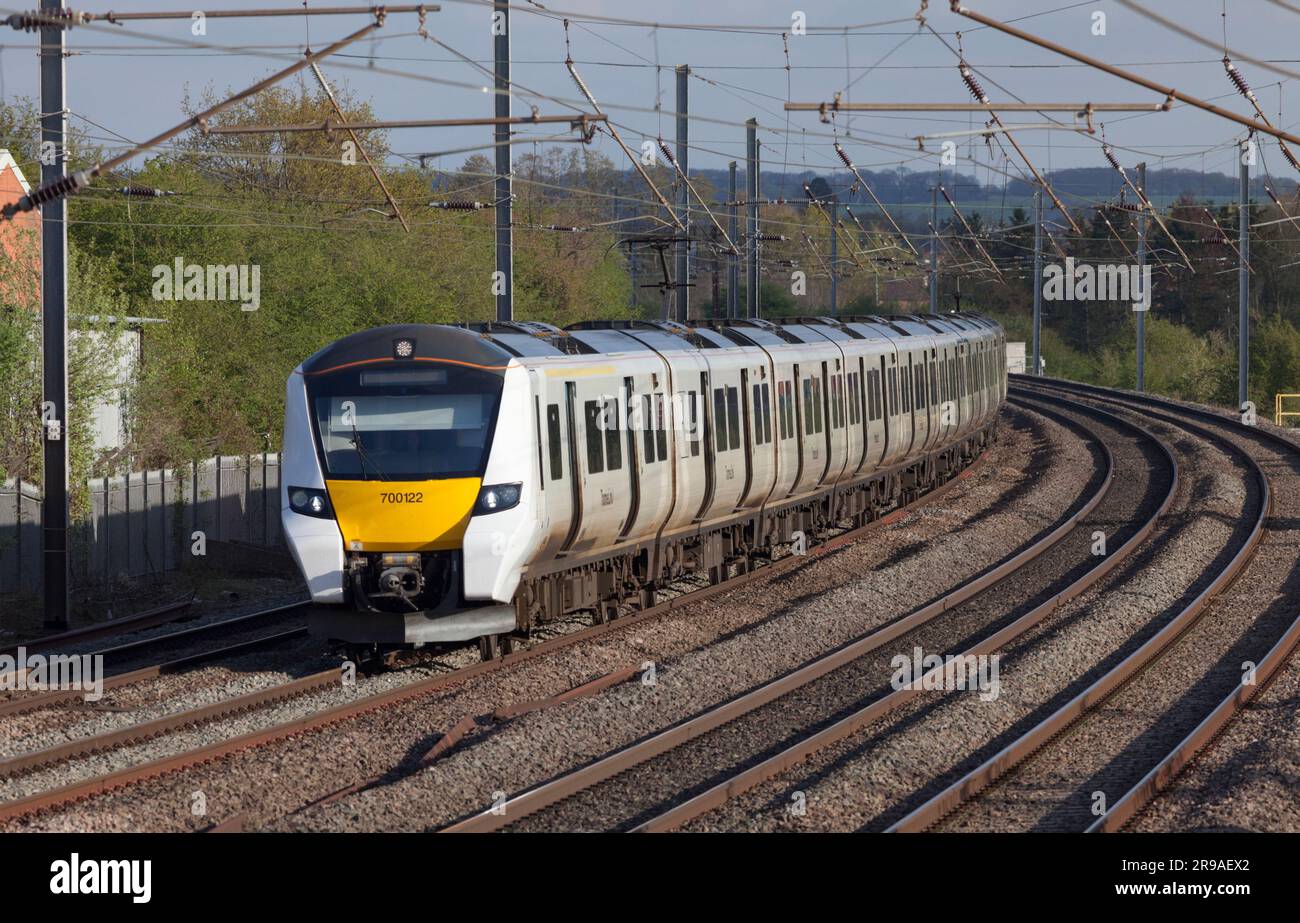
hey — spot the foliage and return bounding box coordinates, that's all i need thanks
[0,229,129,513]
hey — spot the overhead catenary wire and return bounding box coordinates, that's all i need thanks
[952,2,1300,149]
[308,60,410,232]
[1101,139,1196,271]
[938,184,1003,280]
[5,2,1290,292]
[2,16,385,218]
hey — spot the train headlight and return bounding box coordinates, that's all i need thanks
[289,486,333,519]
[473,482,521,515]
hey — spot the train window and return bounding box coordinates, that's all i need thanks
[752,384,765,446]
[888,367,898,416]
[832,376,843,429]
[812,378,824,434]
[774,383,783,440]
[901,368,911,413]
[714,387,729,453]
[655,394,668,460]
[726,387,740,450]
[584,399,605,474]
[930,362,938,406]
[605,398,622,470]
[803,379,814,435]
[642,394,657,464]
[762,383,772,444]
[605,397,621,470]
[547,403,562,480]
[785,380,796,438]
[865,371,876,421]
[779,381,791,440]
[769,382,780,441]
[689,389,701,457]
[916,365,927,410]
[775,382,784,440]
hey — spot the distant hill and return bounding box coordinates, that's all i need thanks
[677,164,1298,233]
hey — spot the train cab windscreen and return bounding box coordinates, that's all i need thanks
[307,365,504,480]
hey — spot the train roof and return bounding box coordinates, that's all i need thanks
[300,323,514,375]
[336,312,1008,362]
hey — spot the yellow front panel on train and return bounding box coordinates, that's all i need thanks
[325,478,480,552]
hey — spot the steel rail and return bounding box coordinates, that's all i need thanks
[0,598,192,659]
[0,425,997,825]
[889,385,1270,831]
[0,601,311,718]
[441,398,1150,833]
[0,667,342,779]
[620,394,1177,834]
[0,627,309,720]
[1008,376,1300,832]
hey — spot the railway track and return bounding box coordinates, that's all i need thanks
[0,428,997,827]
[0,598,195,661]
[440,394,1175,832]
[0,601,312,719]
[907,376,1300,834]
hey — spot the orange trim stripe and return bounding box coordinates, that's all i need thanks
[304,356,511,376]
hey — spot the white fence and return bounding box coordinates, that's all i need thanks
[0,454,283,594]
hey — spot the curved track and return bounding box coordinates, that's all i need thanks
[891,380,1272,832]
[440,395,1172,832]
[0,431,996,826]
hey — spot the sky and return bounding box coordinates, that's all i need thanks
[2,0,1299,188]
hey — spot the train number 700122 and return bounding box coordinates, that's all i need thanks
[379,491,424,504]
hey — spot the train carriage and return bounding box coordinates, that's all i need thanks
[281,313,1006,656]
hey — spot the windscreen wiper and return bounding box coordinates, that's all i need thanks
[348,424,387,481]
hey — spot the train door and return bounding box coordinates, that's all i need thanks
[559,381,583,553]
[791,362,805,491]
[876,355,890,468]
[911,350,930,453]
[902,351,916,458]
[737,368,754,508]
[695,370,716,521]
[853,355,869,475]
[818,360,833,484]
[618,375,641,540]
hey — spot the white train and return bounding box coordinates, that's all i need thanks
[281,313,1007,656]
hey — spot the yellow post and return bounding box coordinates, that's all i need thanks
[1275,393,1300,426]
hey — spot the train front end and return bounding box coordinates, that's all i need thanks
[281,324,537,651]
